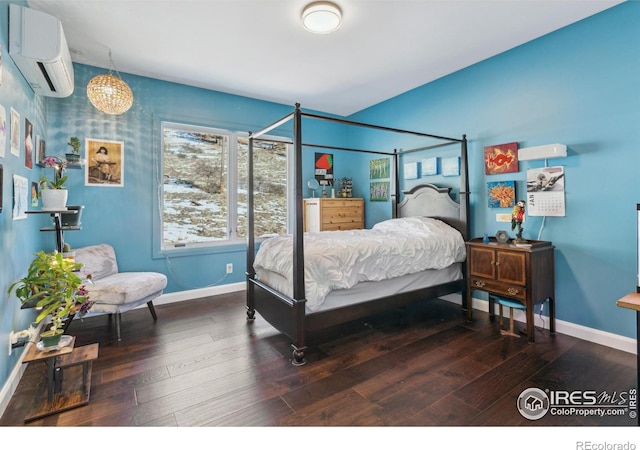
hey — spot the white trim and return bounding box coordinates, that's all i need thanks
[446,294,637,355]
[0,342,34,418]
[153,282,245,306]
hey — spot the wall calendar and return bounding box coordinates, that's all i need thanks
[526,166,565,217]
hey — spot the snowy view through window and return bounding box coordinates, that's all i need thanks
[162,125,288,248]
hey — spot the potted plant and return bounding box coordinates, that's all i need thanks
[7,250,93,348]
[66,137,81,163]
[39,156,68,211]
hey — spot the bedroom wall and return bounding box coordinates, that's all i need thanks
[0,0,52,405]
[350,1,640,340]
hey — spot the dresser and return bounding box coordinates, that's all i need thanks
[465,237,555,342]
[303,198,364,232]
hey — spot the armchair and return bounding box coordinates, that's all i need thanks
[73,244,167,340]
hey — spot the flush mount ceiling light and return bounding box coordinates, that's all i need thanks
[86,50,134,115]
[301,1,342,34]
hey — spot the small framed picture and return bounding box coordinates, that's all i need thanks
[36,135,45,163]
[404,162,419,180]
[487,180,516,208]
[85,138,124,187]
[421,157,438,176]
[370,158,390,179]
[441,156,460,177]
[370,181,390,202]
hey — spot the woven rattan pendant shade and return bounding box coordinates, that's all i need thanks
[86,51,133,115]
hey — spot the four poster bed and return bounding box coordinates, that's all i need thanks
[246,104,471,365]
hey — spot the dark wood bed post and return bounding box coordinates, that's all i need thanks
[460,134,471,316]
[246,132,256,322]
[291,103,308,365]
[392,150,399,218]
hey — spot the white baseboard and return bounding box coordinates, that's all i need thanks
[0,348,30,418]
[153,281,245,306]
[443,293,637,355]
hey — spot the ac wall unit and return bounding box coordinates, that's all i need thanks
[8,4,74,98]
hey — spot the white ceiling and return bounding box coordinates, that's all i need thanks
[27,0,624,116]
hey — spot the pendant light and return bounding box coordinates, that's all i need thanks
[86,50,134,115]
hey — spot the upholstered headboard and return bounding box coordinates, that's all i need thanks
[397,183,466,239]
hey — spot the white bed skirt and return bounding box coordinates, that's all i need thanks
[255,263,462,314]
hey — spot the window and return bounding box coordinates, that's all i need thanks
[160,121,291,252]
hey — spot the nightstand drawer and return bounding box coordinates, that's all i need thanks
[469,277,526,301]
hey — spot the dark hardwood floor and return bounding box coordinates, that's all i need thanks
[1,291,637,428]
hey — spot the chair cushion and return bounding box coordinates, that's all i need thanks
[495,296,526,310]
[75,244,119,280]
[86,272,167,306]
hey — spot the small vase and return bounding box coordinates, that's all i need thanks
[40,329,63,348]
[41,189,68,211]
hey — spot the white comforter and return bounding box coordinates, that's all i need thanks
[253,217,466,312]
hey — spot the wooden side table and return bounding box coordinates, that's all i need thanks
[616,292,640,426]
[22,337,99,422]
[466,237,556,342]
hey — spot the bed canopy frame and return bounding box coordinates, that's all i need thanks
[246,104,470,365]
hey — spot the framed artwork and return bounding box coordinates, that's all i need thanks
[30,181,38,207]
[0,104,6,158]
[85,138,124,187]
[487,180,516,208]
[314,152,334,187]
[370,157,390,179]
[484,142,518,175]
[404,162,419,180]
[10,107,19,157]
[36,135,45,163]
[24,118,33,169]
[12,174,28,220]
[370,181,390,202]
[421,157,438,176]
[441,156,460,176]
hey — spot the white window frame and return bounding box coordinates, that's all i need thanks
[154,119,293,257]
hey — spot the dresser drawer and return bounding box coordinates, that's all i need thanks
[322,221,363,231]
[469,277,527,301]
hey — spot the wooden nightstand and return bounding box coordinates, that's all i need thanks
[465,237,556,342]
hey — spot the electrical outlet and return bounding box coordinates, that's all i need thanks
[496,213,512,222]
[226,263,233,274]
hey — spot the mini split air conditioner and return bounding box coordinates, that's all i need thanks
[8,4,74,98]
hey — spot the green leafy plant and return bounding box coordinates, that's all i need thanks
[67,137,81,154]
[39,156,68,191]
[8,251,93,335]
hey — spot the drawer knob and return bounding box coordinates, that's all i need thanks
[475,280,486,288]
[507,287,519,295]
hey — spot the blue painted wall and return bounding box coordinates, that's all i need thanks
[0,0,53,395]
[1,0,637,395]
[352,2,640,339]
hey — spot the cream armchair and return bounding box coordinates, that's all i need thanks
[73,244,167,341]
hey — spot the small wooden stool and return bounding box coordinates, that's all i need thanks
[494,296,527,338]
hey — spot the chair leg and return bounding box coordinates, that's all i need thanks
[116,313,122,341]
[500,307,520,338]
[147,301,158,321]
